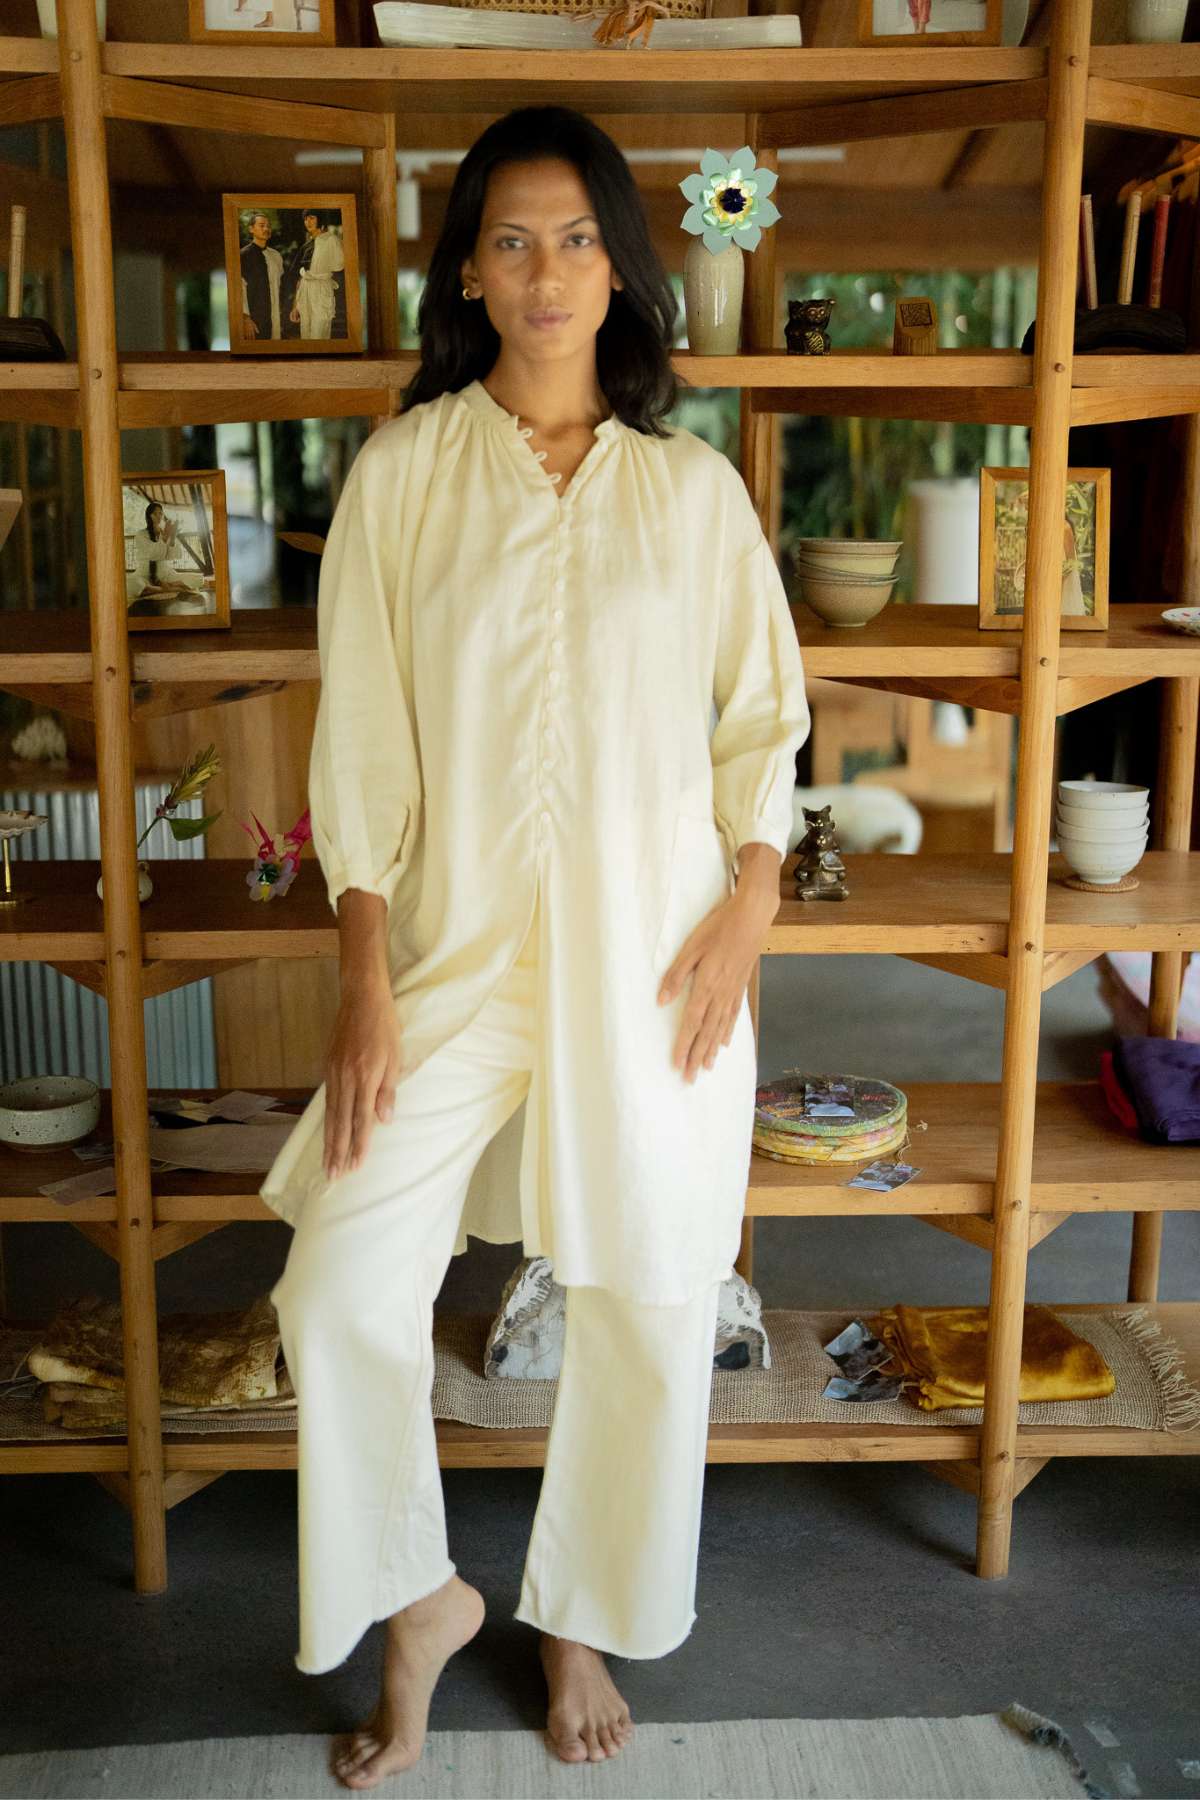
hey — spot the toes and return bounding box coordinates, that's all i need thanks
[585,1728,605,1761]
[597,1725,620,1756]
[547,1729,589,1763]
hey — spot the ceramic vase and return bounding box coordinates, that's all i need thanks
[96,861,153,902]
[683,237,744,356]
[37,0,106,34]
[1126,0,1187,40]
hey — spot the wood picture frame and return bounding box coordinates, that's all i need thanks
[978,467,1110,633]
[122,470,231,633]
[857,0,1003,46]
[188,0,336,45]
[223,194,362,355]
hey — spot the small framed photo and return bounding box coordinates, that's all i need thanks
[858,0,1002,45]
[978,467,1110,633]
[223,194,362,355]
[122,472,230,633]
[189,0,335,45]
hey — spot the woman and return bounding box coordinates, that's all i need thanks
[262,105,809,1789]
[290,209,345,340]
[126,501,207,613]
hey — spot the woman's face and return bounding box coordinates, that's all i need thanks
[462,157,623,364]
[148,506,163,533]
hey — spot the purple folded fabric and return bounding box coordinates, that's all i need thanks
[1114,1037,1200,1144]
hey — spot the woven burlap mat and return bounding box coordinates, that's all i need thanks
[3,1306,1196,1441]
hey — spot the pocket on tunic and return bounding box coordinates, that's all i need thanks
[652,809,734,975]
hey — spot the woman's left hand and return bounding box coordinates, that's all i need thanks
[657,883,779,1083]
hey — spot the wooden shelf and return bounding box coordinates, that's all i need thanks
[3,349,1196,431]
[6,1301,1193,1473]
[5,606,1195,718]
[5,1081,1197,1228]
[794,602,1200,680]
[91,40,1046,112]
[749,1083,1200,1217]
[1,852,1195,968]
[766,851,1199,955]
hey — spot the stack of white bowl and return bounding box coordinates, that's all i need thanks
[792,539,902,628]
[1055,780,1150,885]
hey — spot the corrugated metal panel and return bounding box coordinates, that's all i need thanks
[0,782,217,1089]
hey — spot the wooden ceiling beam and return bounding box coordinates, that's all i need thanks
[759,78,1048,151]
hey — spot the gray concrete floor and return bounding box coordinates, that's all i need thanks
[2,956,1198,1797]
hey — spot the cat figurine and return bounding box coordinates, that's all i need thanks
[794,804,849,902]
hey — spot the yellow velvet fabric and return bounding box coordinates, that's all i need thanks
[871,1304,1116,1412]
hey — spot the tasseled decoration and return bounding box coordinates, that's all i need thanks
[575,0,673,47]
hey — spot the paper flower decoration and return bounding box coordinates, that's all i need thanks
[241,807,311,902]
[135,744,223,852]
[679,147,780,256]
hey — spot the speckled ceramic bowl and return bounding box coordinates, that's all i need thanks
[1162,608,1200,637]
[0,1076,101,1150]
[1057,780,1149,813]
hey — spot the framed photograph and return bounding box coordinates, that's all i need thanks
[223,194,362,355]
[122,471,231,633]
[189,0,335,45]
[978,467,1110,633]
[857,0,1003,45]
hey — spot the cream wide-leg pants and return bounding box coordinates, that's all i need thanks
[269,883,723,1676]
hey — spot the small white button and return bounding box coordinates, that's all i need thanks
[552,606,565,621]
[539,809,550,825]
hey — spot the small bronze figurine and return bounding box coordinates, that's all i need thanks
[786,297,835,356]
[794,805,849,902]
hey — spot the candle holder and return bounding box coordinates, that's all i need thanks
[0,809,48,907]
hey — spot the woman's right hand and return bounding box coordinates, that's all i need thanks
[322,978,403,1181]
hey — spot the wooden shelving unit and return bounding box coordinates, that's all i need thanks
[1,0,1198,1592]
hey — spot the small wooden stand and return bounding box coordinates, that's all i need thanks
[893,296,938,356]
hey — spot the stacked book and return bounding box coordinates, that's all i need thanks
[753,1073,907,1167]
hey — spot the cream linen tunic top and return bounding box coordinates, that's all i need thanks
[259,375,810,1305]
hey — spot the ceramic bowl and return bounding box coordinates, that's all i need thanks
[1056,838,1147,884]
[1162,608,1200,637]
[796,574,896,628]
[1057,780,1150,812]
[0,1075,101,1150]
[1056,803,1149,837]
[1057,829,1148,861]
[795,541,901,578]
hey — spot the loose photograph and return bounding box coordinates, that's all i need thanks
[858,0,1002,44]
[978,467,1110,632]
[122,472,231,632]
[223,194,362,354]
[189,0,335,44]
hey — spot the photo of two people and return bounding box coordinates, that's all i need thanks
[224,194,362,354]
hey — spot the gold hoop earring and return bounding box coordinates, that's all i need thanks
[462,285,473,299]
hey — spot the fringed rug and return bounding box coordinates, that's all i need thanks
[1,1307,1197,1441]
[0,1708,1102,1799]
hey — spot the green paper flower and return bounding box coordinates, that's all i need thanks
[679,145,781,256]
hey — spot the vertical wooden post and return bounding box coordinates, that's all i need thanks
[976,0,1092,1581]
[364,108,398,430]
[734,119,779,1287]
[59,0,168,1591]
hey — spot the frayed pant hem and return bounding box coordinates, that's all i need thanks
[293,1560,459,1676]
[513,1604,698,1662]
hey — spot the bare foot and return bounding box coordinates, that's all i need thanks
[332,1575,485,1790]
[539,1634,635,1763]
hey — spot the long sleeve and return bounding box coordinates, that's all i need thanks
[308,433,421,915]
[709,474,811,877]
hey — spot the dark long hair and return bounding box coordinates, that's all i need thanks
[400,106,681,436]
